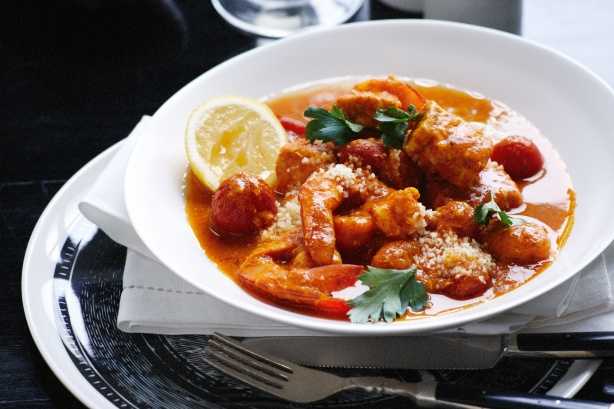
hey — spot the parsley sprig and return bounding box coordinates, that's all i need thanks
[348,266,427,323]
[474,193,515,227]
[304,106,363,145]
[374,105,422,149]
[303,104,422,148]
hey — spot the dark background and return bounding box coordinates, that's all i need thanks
[2,1,614,407]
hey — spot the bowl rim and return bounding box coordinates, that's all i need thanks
[126,19,614,335]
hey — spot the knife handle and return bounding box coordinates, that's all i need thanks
[514,332,614,356]
[435,383,613,409]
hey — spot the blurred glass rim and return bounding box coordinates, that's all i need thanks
[211,0,366,38]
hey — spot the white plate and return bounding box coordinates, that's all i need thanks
[125,20,614,335]
[21,142,602,407]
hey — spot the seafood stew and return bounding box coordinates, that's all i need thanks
[185,76,574,323]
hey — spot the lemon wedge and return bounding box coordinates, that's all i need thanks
[185,96,287,190]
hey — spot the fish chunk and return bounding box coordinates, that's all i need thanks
[404,100,492,189]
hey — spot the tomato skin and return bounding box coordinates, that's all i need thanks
[278,116,306,135]
[491,136,544,179]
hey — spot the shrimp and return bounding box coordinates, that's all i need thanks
[353,76,426,110]
[299,164,392,265]
[335,76,426,128]
[301,164,426,263]
[299,167,347,265]
[238,233,363,318]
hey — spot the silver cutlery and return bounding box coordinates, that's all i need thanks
[241,332,614,369]
[205,332,613,408]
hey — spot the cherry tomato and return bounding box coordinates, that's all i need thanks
[337,138,387,171]
[211,173,277,236]
[278,116,306,135]
[491,136,544,179]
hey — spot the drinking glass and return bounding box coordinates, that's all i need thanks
[212,0,366,38]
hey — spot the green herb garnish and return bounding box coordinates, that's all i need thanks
[348,266,427,323]
[304,106,363,145]
[474,193,515,227]
[373,105,421,149]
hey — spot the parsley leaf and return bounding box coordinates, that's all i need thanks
[474,193,515,227]
[304,106,363,145]
[348,266,427,323]
[400,275,428,311]
[379,122,408,149]
[374,105,422,149]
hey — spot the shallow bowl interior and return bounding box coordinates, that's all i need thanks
[125,20,614,335]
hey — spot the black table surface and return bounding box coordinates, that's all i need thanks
[2,1,614,407]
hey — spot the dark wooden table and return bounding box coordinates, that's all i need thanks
[1,1,613,407]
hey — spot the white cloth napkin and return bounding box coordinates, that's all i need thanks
[79,118,614,336]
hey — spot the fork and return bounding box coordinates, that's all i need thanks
[205,332,614,409]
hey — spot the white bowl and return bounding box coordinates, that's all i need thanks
[125,20,614,335]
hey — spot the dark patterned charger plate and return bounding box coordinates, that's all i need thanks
[22,143,601,409]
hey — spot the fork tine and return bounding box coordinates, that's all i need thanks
[204,356,284,398]
[211,332,293,373]
[205,353,287,398]
[208,339,290,381]
[206,347,284,388]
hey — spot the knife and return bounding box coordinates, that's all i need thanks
[241,332,614,370]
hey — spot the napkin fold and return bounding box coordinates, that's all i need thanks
[80,118,614,336]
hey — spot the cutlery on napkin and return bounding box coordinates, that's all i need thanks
[79,117,614,340]
[207,333,614,409]
[242,332,614,370]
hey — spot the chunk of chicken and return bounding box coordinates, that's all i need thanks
[468,161,523,210]
[334,186,426,251]
[481,220,551,265]
[334,212,375,251]
[423,161,522,211]
[275,139,335,193]
[371,240,421,270]
[372,231,494,299]
[428,200,478,238]
[366,187,426,238]
[404,101,492,189]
